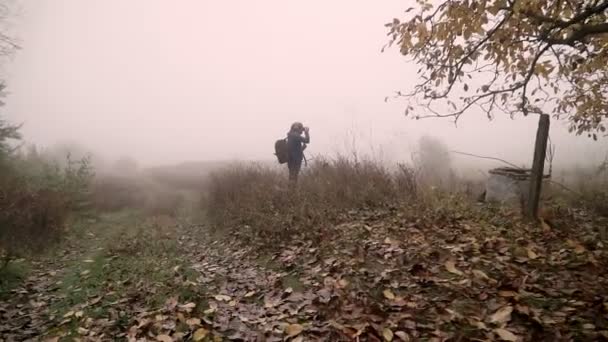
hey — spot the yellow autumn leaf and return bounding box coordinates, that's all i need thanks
[495,328,518,341]
[193,328,209,341]
[383,327,394,341]
[445,260,463,276]
[383,289,396,300]
[285,323,304,337]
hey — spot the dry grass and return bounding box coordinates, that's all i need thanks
[205,156,439,245]
[551,164,608,217]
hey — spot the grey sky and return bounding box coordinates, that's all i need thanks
[4,0,606,168]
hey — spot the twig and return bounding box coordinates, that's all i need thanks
[548,180,583,197]
[450,150,523,170]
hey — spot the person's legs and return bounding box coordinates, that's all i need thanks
[288,159,302,185]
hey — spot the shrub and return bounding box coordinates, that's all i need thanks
[0,123,94,266]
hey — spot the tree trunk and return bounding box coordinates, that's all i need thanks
[527,114,550,219]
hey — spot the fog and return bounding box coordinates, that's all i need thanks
[4,0,606,169]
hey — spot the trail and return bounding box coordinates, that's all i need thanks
[1,208,608,341]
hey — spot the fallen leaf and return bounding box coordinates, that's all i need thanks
[526,248,538,260]
[89,297,102,305]
[186,318,201,326]
[292,336,304,342]
[494,328,518,341]
[285,323,304,337]
[193,328,209,341]
[337,278,349,288]
[383,327,394,341]
[80,270,90,276]
[181,302,196,309]
[244,291,256,298]
[156,335,173,342]
[498,291,518,298]
[165,297,178,310]
[490,306,513,324]
[472,269,490,281]
[445,260,463,276]
[395,331,410,341]
[214,294,231,302]
[567,239,586,254]
[75,311,84,318]
[383,289,396,300]
[83,259,94,263]
[63,311,75,318]
[541,220,551,232]
[177,313,186,323]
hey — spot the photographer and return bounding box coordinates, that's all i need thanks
[286,122,310,184]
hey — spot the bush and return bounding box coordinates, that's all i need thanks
[0,123,94,265]
[205,156,417,245]
[0,180,68,266]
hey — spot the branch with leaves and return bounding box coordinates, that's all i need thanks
[385,0,608,139]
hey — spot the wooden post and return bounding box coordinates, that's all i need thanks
[527,114,550,219]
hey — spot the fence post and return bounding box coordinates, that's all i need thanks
[527,114,550,219]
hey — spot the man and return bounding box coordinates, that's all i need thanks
[287,122,310,184]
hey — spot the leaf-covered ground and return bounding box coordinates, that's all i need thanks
[1,205,608,341]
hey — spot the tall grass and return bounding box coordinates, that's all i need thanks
[205,156,419,244]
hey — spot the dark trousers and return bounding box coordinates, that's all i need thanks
[288,159,302,184]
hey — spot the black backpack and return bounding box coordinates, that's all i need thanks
[274,138,288,164]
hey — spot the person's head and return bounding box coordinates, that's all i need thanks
[290,122,304,134]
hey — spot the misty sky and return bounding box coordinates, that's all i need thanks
[4,0,606,168]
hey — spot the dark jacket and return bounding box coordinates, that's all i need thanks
[287,131,310,164]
